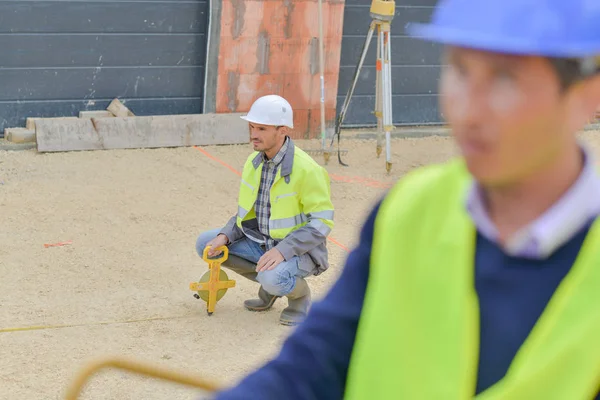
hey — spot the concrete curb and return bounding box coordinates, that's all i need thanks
[0,140,36,151]
[343,127,450,140]
[342,123,600,140]
[1,124,598,152]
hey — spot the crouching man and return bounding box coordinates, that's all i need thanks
[196,95,335,326]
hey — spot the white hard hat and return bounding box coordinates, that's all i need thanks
[240,95,294,128]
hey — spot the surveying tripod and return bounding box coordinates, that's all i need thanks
[333,0,396,172]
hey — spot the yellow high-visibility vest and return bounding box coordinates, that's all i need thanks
[345,158,600,399]
[236,145,334,240]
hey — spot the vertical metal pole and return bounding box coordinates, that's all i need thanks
[317,0,329,163]
[375,23,383,158]
[382,25,393,172]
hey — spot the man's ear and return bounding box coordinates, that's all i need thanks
[564,74,600,132]
[580,73,600,119]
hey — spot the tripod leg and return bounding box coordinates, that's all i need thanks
[332,21,377,166]
[375,24,383,158]
[382,24,394,173]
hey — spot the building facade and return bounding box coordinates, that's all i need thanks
[0,1,209,135]
[1,0,442,139]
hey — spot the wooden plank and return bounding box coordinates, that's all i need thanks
[36,113,250,152]
[79,110,114,119]
[5,128,35,143]
[107,99,135,117]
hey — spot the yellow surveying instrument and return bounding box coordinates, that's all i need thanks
[190,245,236,315]
[333,0,396,172]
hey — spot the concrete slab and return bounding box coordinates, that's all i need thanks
[36,113,250,152]
[36,119,103,152]
[26,117,78,131]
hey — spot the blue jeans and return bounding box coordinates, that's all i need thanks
[195,229,311,296]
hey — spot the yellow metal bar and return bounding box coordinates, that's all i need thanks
[64,357,220,400]
[189,280,236,292]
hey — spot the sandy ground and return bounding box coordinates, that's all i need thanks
[1,131,599,399]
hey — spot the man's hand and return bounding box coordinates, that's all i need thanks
[205,234,229,257]
[256,248,285,272]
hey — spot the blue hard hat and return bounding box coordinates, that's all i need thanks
[407,0,600,59]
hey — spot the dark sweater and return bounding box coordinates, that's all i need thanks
[213,201,596,400]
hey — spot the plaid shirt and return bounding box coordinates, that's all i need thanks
[254,137,290,250]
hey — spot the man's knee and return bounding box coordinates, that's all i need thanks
[257,269,295,296]
[195,229,222,257]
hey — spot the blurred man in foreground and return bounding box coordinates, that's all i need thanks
[210,0,600,398]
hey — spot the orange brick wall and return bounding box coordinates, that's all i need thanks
[216,0,345,139]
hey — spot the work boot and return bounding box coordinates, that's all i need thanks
[222,255,258,282]
[279,278,311,326]
[244,286,280,311]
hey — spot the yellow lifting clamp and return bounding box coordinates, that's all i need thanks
[189,245,236,315]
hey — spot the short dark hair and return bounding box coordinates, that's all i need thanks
[548,57,599,90]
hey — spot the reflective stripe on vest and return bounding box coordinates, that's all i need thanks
[238,205,249,219]
[307,218,332,236]
[270,214,308,230]
[269,210,334,233]
[309,210,334,220]
[344,159,600,400]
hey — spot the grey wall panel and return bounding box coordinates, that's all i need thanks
[342,5,436,36]
[338,65,440,96]
[0,1,207,34]
[345,0,438,5]
[336,95,442,126]
[0,98,202,132]
[339,37,442,68]
[0,67,205,101]
[0,35,206,68]
[0,0,208,137]
[338,1,443,126]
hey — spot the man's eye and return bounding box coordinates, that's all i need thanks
[447,62,467,77]
[495,69,516,81]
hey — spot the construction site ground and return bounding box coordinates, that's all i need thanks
[1,130,599,399]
